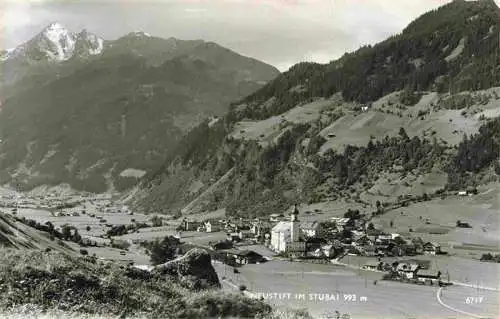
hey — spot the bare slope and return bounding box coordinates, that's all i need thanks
[0,212,74,254]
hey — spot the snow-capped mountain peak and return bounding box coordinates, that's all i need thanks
[1,22,104,63]
[40,22,77,61]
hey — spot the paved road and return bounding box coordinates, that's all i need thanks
[436,287,484,319]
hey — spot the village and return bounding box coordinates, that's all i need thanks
[178,203,448,287]
[1,185,499,318]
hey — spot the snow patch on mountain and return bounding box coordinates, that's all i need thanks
[1,22,104,63]
[132,31,151,37]
[43,22,77,61]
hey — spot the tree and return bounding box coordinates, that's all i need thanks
[367,223,375,231]
[86,226,91,232]
[149,236,181,266]
[393,236,405,245]
[390,220,394,228]
[151,215,163,227]
[61,224,72,241]
[398,127,409,140]
[72,229,82,243]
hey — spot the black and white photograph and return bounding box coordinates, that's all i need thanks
[0,0,499,318]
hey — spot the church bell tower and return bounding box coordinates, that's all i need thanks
[290,204,300,242]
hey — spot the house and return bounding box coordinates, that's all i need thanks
[182,219,203,231]
[222,249,265,265]
[239,230,254,239]
[310,248,324,258]
[362,261,381,271]
[423,242,441,255]
[251,223,261,235]
[227,232,242,242]
[402,244,418,256]
[285,241,306,257]
[321,244,336,258]
[205,221,220,233]
[361,245,378,257]
[458,190,467,196]
[416,269,441,284]
[361,106,369,112]
[330,217,350,230]
[356,236,374,246]
[300,221,323,238]
[376,234,393,245]
[269,214,281,222]
[390,233,401,240]
[354,219,366,230]
[396,263,420,279]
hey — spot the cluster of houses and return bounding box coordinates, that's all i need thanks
[361,259,444,285]
[179,205,445,274]
[265,205,443,259]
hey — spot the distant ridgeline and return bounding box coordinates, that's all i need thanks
[136,0,500,216]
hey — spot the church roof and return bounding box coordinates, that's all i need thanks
[272,221,291,232]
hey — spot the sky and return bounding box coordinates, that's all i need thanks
[1,0,498,71]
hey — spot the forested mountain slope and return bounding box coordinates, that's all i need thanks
[0,25,279,192]
[134,0,500,216]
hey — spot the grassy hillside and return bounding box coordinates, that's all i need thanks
[0,248,278,319]
[230,0,500,121]
[0,212,74,254]
[135,0,500,217]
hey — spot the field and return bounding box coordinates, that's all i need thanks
[371,182,500,254]
[319,89,500,154]
[341,254,500,288]
[230,98,339,146]
[213,259,499,319]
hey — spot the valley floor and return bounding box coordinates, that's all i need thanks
[1,185,499,319]
[212,259,500,319]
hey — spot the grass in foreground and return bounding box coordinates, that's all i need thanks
[0,248,312,319]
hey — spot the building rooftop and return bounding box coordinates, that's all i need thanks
[300,221,319,229]
[272,221,291,232]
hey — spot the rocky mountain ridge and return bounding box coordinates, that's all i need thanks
[0,24,280,193]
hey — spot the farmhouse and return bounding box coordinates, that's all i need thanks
[300,221,323,238]
[423,242,441,255]
[181,219,203,231]
[362,261,381,271]
[396,263,420,279]
[222,249,265,265]
[321,244,336,258]
[205,221,220,233]
[416,269,441,284]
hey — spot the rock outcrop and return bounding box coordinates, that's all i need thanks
[152,248,221,290]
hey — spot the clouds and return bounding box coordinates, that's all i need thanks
[1,0,498,70]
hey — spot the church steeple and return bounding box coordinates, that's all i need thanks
[290,203,300,242]
[291,203,299,222]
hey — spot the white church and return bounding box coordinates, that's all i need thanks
[270,204,306,256]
